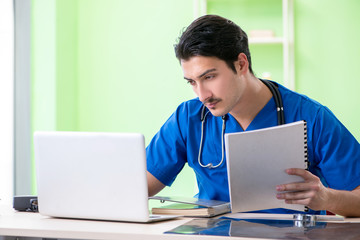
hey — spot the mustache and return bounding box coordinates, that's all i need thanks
[203,98,221,105]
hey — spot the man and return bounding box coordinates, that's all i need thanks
[146,15,360,216]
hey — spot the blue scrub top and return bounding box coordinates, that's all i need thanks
[146,83,360,214]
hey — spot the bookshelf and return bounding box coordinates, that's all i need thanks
[193,0,295,90]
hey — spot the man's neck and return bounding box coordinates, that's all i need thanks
[229,76,273,130]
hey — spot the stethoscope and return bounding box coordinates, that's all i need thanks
[198,79,285,169]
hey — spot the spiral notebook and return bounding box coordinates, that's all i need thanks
[225,120,308,213]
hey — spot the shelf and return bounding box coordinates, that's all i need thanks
[249,37,283,44]
[194,0,295,90]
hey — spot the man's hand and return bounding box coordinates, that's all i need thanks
[275,168,330,211]
[276,168,360,217]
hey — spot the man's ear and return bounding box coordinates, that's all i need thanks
[235,53,249,74]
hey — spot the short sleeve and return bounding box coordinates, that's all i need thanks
[312,106,360,190]
[146,103,189,186]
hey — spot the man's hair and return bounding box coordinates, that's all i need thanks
[174,15,253,74]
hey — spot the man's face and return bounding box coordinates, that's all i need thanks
[181,56,244,117]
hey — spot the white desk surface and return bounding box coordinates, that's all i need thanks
[0,205,255,240]
[1,204,360,240]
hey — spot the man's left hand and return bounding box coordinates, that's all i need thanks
[276,168,330,211]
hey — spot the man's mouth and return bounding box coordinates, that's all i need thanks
[205,99,221,109]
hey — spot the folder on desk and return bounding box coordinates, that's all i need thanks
[225,121,309,213]
[150,196,231,217]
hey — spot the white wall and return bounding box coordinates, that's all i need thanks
[14,0,33,195]
[0,0,14,205]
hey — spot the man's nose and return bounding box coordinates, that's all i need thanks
[196,84,212,103]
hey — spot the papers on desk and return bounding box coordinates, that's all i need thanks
[165,216,352,239]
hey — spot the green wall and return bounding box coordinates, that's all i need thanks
[31,0,360,195]
[294,0,360,140]
[31,0,197,196]
[208,0,284,83]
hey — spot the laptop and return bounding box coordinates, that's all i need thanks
[34,131,177,222]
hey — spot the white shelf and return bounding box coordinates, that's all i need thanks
[249,37,284,44]
[193,0,295,90]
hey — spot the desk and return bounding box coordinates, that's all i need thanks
[1,206,360,240]
[0,207,250,240]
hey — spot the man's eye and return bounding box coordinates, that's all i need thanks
[187,80,196,86]
[205,75,214,80]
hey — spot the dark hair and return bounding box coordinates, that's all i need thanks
[175,15,253,74]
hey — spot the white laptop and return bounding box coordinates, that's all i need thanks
[34,131,177,222]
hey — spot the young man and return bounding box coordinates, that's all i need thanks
[146,15,360,216]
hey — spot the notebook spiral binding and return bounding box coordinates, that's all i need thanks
[304,121,309,171]
[303,121,310,212]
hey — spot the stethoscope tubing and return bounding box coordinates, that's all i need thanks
[261,79,285,125]
[198,79,285,169]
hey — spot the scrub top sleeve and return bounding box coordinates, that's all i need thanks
[146,103,189,187]
[312,106,360,191]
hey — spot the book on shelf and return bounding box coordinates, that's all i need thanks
[149,196,231,217]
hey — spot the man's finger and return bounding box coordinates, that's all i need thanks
[285,168,318,181]
[276,182,312,192]
[277,190,315,200]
